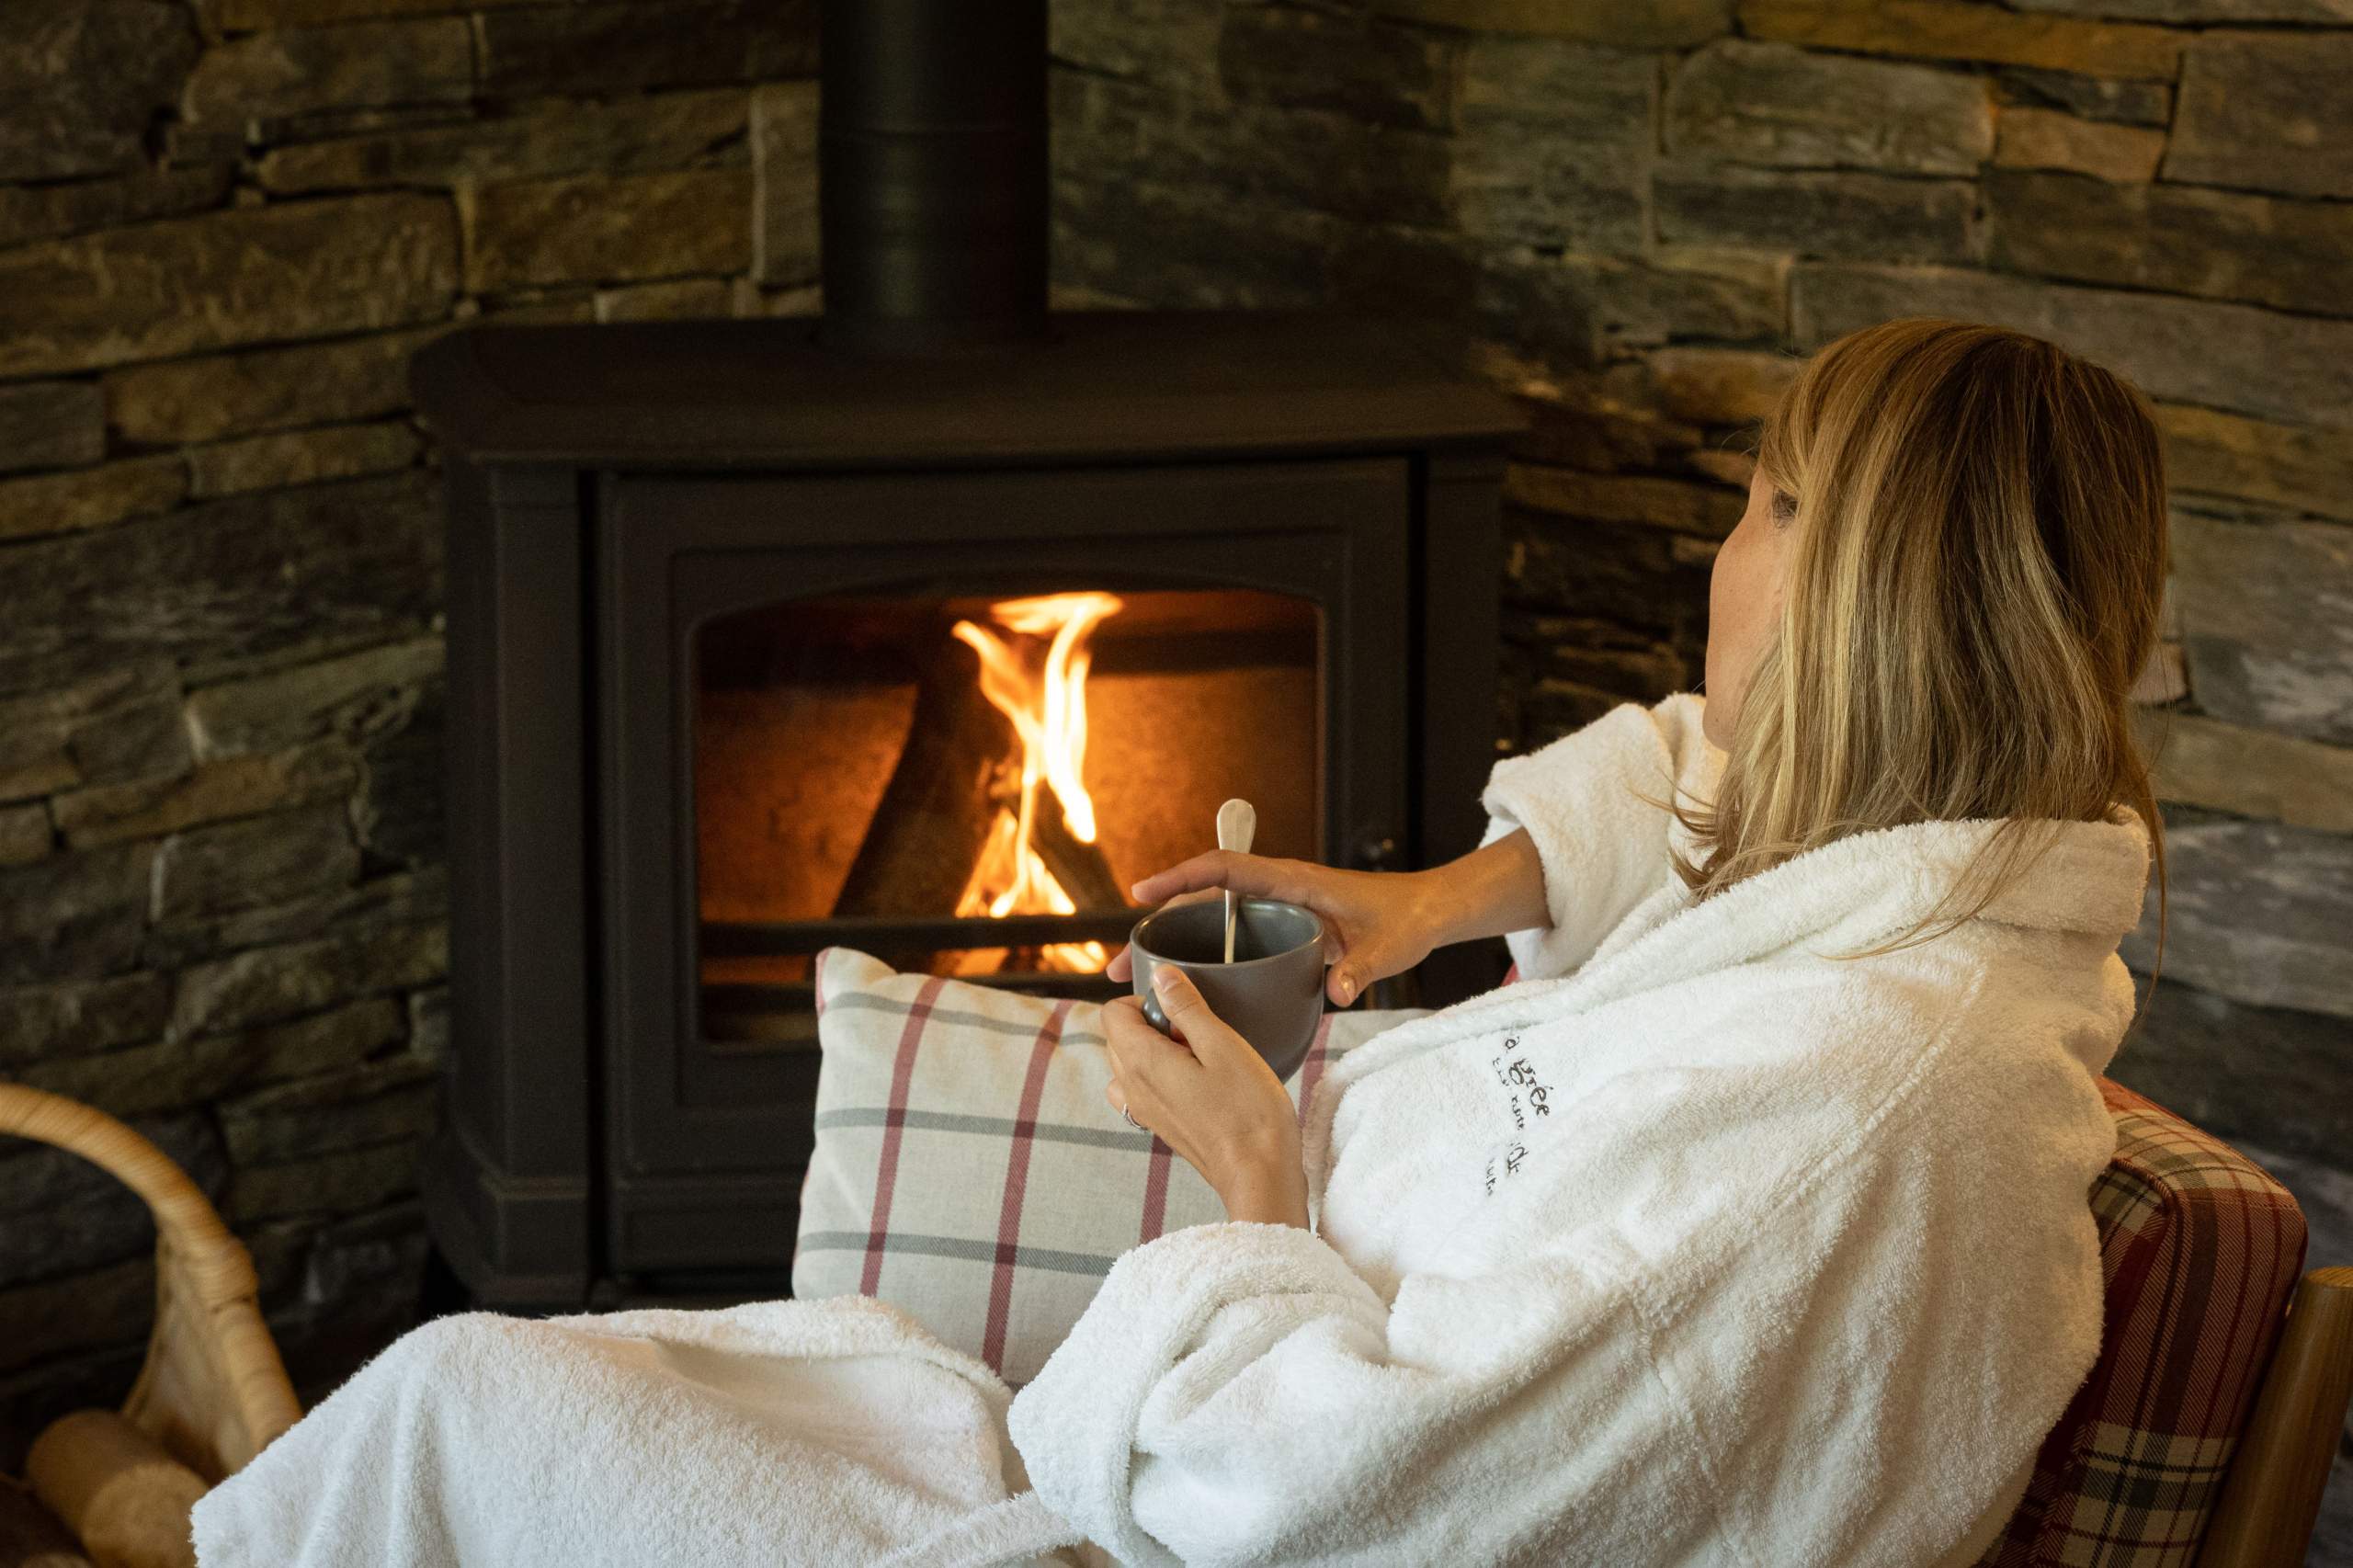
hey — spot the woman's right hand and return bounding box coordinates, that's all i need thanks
[1103,853,1446,1008]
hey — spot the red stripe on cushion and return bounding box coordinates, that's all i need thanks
[1140,1136,1173,1243]
[983,999,1073,1373]
[860,975,946,1297]
[1296,1013,1336,1130]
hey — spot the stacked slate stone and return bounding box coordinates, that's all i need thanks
[0,0,823,1465]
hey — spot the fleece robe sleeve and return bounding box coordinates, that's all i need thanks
[1479,690,1719,980]
[1003,1219,1711,1568]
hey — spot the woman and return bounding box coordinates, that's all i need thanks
[196,317,2170,1568]
[1013,316,2170,1565]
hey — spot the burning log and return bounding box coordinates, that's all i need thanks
[831,631,1012,922]
[833,594,1130,974]
[1032,793,1125,913]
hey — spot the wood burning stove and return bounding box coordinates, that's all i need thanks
[411,0,1525,1312]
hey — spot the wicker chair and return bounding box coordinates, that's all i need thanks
[0,1084,301,1502]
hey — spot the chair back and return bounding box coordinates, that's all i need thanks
[1972,1080,2308,1567]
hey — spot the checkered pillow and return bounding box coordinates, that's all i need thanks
[1971,1079,2308,1567]
[792,946,1427,1386]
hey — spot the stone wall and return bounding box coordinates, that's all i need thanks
[1040,0,2353,1552]
[3,0,2348,1551]
[0,0,823,1462]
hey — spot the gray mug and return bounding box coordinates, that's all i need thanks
[1128,898,1326,1082]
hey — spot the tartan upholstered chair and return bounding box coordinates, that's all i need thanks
[1471,962,2353,1563]
[1969,1079,2353,1568]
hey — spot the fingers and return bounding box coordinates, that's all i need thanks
[1104,943,1132,982]
[1102,994,1188,1125]
[1129,851,1299,907]
[1102,994,1179,1063]
[1326,962,1363,1008]
[1146,966,1240,1055]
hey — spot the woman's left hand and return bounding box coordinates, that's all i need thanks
[1104,968,1311,1229]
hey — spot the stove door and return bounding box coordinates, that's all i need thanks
[597,459,1410,1284]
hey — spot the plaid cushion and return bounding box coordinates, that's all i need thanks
[1972,1079,2309,1567]
[791,947,1427,1385]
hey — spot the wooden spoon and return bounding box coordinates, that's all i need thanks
[1217,798,1256,962]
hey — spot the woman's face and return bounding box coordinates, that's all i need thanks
[1702,466,1797,750]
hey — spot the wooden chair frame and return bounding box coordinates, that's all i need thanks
[2200,1267,2353,1568]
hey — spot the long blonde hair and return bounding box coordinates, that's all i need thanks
[1658,318,2170,1002]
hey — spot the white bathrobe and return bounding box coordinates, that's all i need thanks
[195,691,2150,1568]
[1006,690,2148,1566]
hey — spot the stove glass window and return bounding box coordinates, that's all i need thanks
[693,589,1322,1046]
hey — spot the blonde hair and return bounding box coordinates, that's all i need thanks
[1657,318,2170,1009]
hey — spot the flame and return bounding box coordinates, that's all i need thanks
[950,592,1123,971]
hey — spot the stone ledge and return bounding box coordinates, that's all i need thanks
[14,998,404,1117]
[256,88,750,195]
[185,420,421,499]
[1994,66,2170,129]
[228,1139,422,1225]
[1992,108,2165,184]
[2158,403,2353,525]
[0,842,155,987]
[1665,40,1994,176]
[0,970,174,1068]
[0,804,50,869]
[2120,814,2353,1020]
[2137,710,2353,835]
[200,0,549,28]
[461,166,756,294]
[0,456,188,545]
[0,2,198,184]
[1739,0,2182,79]
[0,165,232,250]
[1655,164,1979,265]
[1221,4,1456,132]
[1372,0,1733,48]
[0,383,105,478]
[1504,465,1745,537]
[1644,347,1802,425]
[0,665,188,803]
[151,801,361,925]
[2164,29,2353,200]
[1451,36,1654,253]
[475,0,818,99]
[105,325,447,447]
[221,1055,438,1165]
[1987,168,2353,320]
[1792,263,2353,431]
[0,472,444,698]
[168,919,446,1038]
[2172,510,2353,746]
[181,17,472,129]
[188,635,443,760]
[145,866,446,972]
[2109,979,2350,1176]
[0,196,460,380]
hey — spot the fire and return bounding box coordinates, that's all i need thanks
[950,592,1124,971]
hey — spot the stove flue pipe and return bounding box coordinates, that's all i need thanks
[817,0,1051,352]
